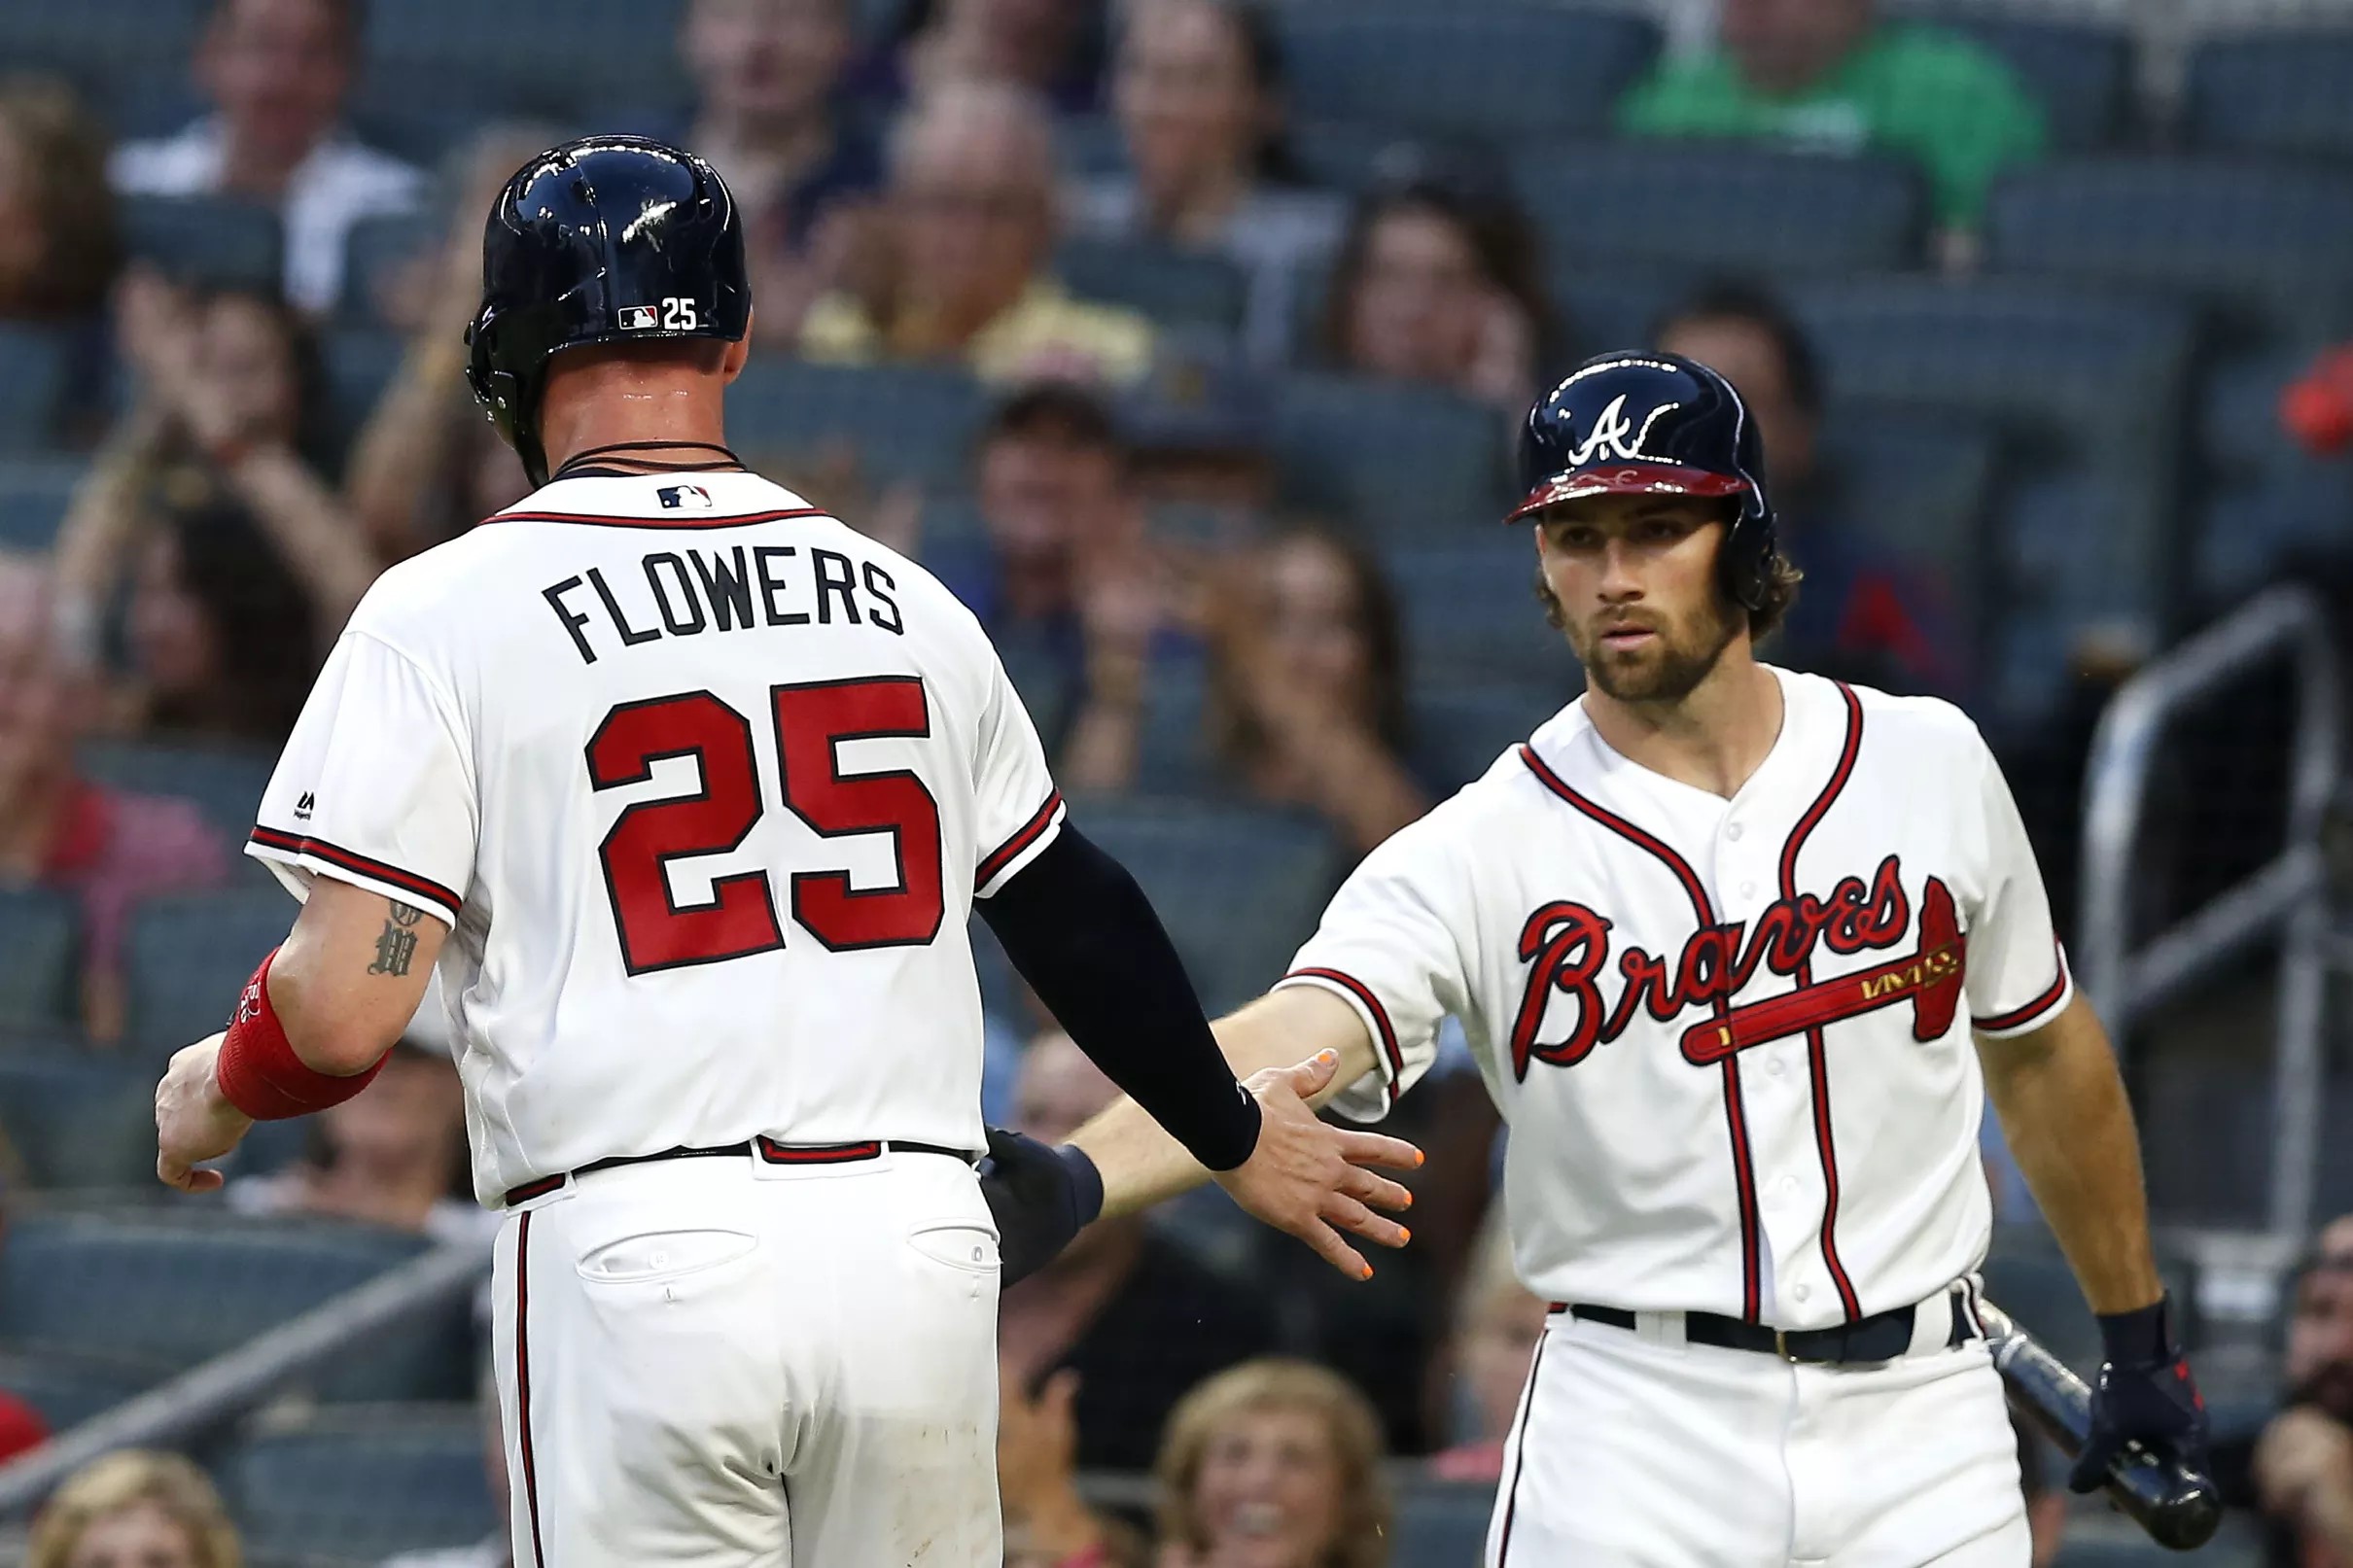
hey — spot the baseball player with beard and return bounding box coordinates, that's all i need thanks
[999,352,2213,1565]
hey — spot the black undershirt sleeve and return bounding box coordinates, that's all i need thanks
[977,823,1262,1171]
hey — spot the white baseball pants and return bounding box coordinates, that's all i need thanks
[489,1147,1001,1566]
[1488,1296,2029,1567]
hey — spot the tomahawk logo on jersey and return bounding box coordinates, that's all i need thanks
[245,470,1066,1206]
[1276,669,2070,1329]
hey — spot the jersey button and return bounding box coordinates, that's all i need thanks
[1739,881,1757,897]
[1727,823,1743,841]
[1768,1059,1785,1077]
[1795,1284,1812,1303]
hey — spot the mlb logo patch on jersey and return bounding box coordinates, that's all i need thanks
[618,304,658,331]
[658,484,715,509]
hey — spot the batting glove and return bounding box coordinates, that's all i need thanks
[2070,1294,2210,1493]
[979,1127,1104,1287]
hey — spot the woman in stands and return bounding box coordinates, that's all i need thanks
[0,78,122,442]
[1319,174,1556,416]
[1066,0,1344,366]
[1000,1357,1393,1568]
[52,268,376,742]
[27,1449,243,1568]
[1063,525,1427,859]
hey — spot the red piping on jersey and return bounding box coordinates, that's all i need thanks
[755,1136,882,1164]
[976,791,1064,889]
[1285,967,1405,1108]
[1971,942,2070,1032]
[482,505,832,531]
[248,826,463,919]
[1780,681,1865,1324]
[1518,744,1764,1325]
[514,1210,547,1568]
[1494,1326,1550,1564]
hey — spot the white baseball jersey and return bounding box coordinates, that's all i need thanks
[1279,666,2070,1330]
[247,471,1065,1205]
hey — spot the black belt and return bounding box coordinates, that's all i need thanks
[504,1135,977,1206]
[1552,1291,1978,1365]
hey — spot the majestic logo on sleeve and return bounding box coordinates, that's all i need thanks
[1509,855,1965,1081]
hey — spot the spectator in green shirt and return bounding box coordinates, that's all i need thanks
[1615,0,2046,229]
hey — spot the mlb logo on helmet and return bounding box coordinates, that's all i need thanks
[658,484,714,509]
[618,304,658,330]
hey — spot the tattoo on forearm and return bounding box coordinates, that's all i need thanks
[368,901,424,977]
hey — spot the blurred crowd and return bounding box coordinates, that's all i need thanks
[1,0,2350,1561]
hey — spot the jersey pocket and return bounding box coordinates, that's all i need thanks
[905,1220,1000,1276]
[576,1228,758,1285]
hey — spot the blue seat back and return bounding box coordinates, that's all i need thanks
[119,195,283,294]
[224,1407,500,1561]
[0,1044,155,1191]
[1273,4,1659,145]
[1516,146,1927,278]
[2186,30,2353,160]
[0,891,80,1034]
[123,889,302,1059]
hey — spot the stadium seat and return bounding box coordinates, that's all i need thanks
[1271,4,1660,146]
[76,739,277,846]
[117,194,283,295]
[359,0,691,124]
[0,889,79,1033]
[0,1043,156,1191]
[0,0,205,82]
[0,457,88,551]
[123,889,302,1059]
[1515,146,1927,279]
[1385,539,1570,687]
[1552,267,1697,362]
[1812,409,2000,652]
[0,325,73,455]
[1071,796,1342,1015]
[0,1211,474,1401]
[1985,157,2353,349]
[1905,11,2134,151]
[1389,1481,1498,1566]
[727,361,989,491]
[1409,678,1572,793]
[1270,374,1509,542]
[224,1406,498,1562]
[2185,30,2353,161]
[1788,277,2195,672]
[1053,115,1130,181]
[1054,237,1249,336]
[0,1347,171,1434]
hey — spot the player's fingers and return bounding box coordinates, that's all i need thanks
[183,1167,225,1193]
[1292,1216,1374,1280]
[1282,1049,1340,1098]
[1338,1164,1414,1214]
[1335,1129,1423,1172]
[1322,1192,1411,1250]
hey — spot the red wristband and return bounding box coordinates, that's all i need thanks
[215,949,388,1120]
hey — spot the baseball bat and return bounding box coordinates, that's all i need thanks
[1977,1299,2222,1551]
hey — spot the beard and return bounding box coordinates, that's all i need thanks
[1546,579,1743,705]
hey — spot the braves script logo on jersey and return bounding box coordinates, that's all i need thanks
[1562,394,1680,467]
[1508,856,1967,1081]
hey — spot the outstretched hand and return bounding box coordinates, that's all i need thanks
[1212,1050,1422,1279]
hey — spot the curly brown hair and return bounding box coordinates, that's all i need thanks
[1155,1359,1392,1568]
[0,77,120,320]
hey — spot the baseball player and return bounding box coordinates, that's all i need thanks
[151,136,1416,1567]
[1014,353,2211,1564]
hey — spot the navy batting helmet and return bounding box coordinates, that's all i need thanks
[1506,352,1779,610]
[467,136,751,488]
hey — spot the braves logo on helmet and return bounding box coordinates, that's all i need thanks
[1561,393,1682,468]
